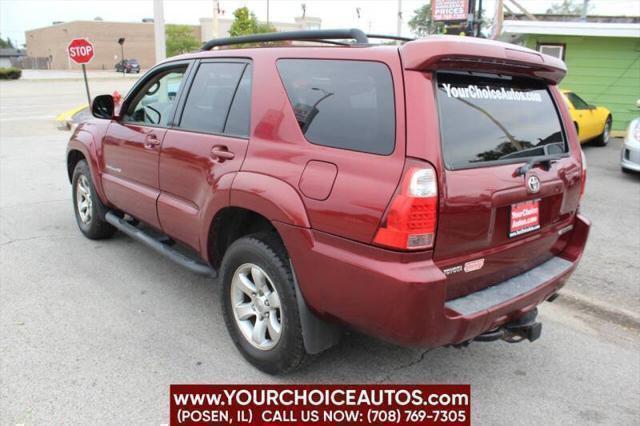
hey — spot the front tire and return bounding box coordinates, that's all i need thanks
[594,117,612,146]
[220,233,310,374]
[72,160,116,240]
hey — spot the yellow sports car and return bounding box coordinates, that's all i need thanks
[55,104,90,130]
[561,90,612,146]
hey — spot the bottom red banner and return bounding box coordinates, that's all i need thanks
[170,384,470,425]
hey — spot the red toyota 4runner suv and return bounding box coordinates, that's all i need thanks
[66,30,590,374]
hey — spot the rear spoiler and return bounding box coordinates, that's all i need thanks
[400,36,567,85]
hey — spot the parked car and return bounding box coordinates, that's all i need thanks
[66,29,590,374]
[55,104,89,130]
[561,90,611,146]
[115,58,140,73]
[621,99,640,174]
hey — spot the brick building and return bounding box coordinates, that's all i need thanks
[25,15,321,71]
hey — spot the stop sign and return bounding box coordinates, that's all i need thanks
[67,38,95,64]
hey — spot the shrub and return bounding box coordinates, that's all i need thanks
[0,67,22,80]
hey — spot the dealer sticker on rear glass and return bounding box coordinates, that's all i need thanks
[509,199,540,238]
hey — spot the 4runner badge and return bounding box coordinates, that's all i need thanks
[443,259,485,276]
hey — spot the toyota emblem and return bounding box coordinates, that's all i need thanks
[527,175,541,194]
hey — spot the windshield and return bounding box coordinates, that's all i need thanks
[436,72,567,170]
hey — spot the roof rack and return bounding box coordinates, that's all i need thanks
[201,28,414,51]
[367,34,415,42]
[202,29,368,50]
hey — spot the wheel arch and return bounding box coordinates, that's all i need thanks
[206,177,338,354]
[66,126,109,204]
[208,206,340,355]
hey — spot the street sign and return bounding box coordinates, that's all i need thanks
[67,38,95,64]
[432,0,469,21]
[67,38,94,106]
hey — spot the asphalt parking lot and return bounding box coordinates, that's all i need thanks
[1,75,639,424]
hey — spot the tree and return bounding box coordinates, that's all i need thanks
[408,4,444,36]
[0,36,14,49]
[546,0,593,15]
[228,7,276,37]
[165,24,200,57]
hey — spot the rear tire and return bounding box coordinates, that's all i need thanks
[220,232,310,374]
[594,117,612,146]
[72,160,116,240]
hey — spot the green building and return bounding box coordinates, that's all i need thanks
[502,20,640,133]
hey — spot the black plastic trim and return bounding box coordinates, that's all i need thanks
[105,211,216,277]
[445,257,572,316]
[290,261,342,355]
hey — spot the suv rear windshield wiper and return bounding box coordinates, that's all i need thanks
[513,156,561,177]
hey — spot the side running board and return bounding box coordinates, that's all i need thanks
[105,211,217,277]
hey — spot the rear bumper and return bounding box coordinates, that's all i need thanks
[276,214,590,348]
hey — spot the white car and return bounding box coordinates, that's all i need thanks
[621,100,640,174]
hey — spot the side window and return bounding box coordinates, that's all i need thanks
[124,67,187,126]
[276,59,395,155]
[567,92,590,110]
[224,65,252,137]
[179,62,246,135]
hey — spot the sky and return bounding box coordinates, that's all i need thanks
[1,0,639,47]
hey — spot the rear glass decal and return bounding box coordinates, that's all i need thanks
[442,83,543,103]
[436,72,567,170]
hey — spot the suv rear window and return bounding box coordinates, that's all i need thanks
[277,59,395,155]
[436,72,567,170]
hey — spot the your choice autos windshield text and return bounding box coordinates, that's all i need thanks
[442,83,543,103]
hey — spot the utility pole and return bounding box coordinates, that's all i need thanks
[491,0,504,39]
[267,0,270,24]
[396,0,402,42]
[153,0,166,63]
[213,0,220,38]
[118,37,125,76]
[476,0,483,37]
[467,0,476,35]
[581,0,589,22]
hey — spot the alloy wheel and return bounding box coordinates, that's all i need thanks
[76,174,93,224]
[230,263,283,350]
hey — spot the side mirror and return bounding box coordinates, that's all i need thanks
[588,104,596,110]
[91,94,115,119]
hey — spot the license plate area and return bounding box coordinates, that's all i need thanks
[509,199,540,238]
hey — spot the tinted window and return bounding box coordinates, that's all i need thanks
[124,67,186,126]
[436,73,567,170]
[180,62,246,134]
[223,64,252,137]
[277,59,395,155]
[566,92,589,110]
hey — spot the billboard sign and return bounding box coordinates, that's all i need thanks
[432,0,470,21]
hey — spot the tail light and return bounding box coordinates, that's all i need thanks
[579,149,587,201]
[373,160,438,250]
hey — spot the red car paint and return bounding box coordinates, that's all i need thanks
[67,36,589,347]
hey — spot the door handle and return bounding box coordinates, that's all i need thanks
[211,145,235,162]
[144,134,160,148]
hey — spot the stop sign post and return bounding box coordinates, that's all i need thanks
[67,38,95,106]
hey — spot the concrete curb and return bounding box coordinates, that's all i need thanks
[556,289,640,330]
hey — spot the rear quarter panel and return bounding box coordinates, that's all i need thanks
[236,47,406,244]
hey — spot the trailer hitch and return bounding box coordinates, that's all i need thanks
[473,308,542,344]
